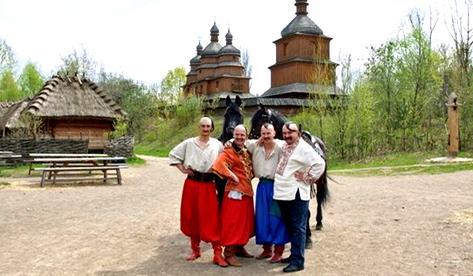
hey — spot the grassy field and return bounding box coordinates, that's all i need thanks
[135,121,473,176]
[329,152,473,175]
[0,164,30,178]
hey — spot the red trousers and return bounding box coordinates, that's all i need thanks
[180,178,220,243]
[220,191,254,246]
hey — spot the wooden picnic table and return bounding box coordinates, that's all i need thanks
[32,156,127,187]
[26,154,114,174]
[0,151,22,165]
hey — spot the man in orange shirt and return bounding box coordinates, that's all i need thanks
[212,124,254,267]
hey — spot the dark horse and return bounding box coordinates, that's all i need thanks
[219,95,243,144]
[215,95,244,205]
[249,104,330,234]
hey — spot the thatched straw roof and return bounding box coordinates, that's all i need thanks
[26,75,125,119]
[0,99,30,129]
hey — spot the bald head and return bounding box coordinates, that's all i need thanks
[233,124,247,147]
[234,124,247,134]
[198,116,214,137]
[200,117,212,126]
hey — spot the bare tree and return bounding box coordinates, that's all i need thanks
[241,49,252,88]
[0,39,16,73]
[449,0,473,87]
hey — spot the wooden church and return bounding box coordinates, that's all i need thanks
[183,0,341,114]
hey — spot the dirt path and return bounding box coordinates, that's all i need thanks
[0,155,472,275]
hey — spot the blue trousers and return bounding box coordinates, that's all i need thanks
[255,178,289,245]
[277,190,309,267]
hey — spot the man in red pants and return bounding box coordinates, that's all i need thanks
[212,125,255,267]
[169,117,228,267]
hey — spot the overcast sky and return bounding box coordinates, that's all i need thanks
[0,0,459,95]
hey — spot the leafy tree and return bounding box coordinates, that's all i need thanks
[57,48,97,79]
[159,67,186,105]
[365,40,401,150]
[17,62,44,97]
[98,72,159,142]
[0,70,21,101]
[344,81,376,159]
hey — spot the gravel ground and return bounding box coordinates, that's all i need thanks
[0,155,472,276]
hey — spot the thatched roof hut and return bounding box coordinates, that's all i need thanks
[26,75,125,119]
[25,75,125,150]
[0,75,125,151]
[0,99,30,136]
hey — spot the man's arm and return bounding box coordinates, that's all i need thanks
[294,146,325,184]
[169,139,194,175]
[212,151,239,183]
[302,156,325,184]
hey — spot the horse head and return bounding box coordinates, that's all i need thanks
[249,103,287,139]
[219,95,243,143]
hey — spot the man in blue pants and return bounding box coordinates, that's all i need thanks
[274,122,325,273]
[249,123,288,263]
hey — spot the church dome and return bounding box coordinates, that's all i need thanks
[202,23,222,56]
[190,42,202,64]
[281,0,323,37]
[219,29,240,55]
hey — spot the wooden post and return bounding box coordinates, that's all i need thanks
[446,92,460,157]
[40,171,46,187]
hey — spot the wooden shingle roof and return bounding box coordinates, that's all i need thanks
[26,75,125,119]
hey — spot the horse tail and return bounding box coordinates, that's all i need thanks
[316,166,330,207]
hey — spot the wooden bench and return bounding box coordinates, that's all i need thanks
[0,151,22,165]
[34,165,128,187]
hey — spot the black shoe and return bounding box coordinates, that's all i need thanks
[283,264,304,273]
[305,239,313,249]
[281,256,291,263]
[315,222,323,231]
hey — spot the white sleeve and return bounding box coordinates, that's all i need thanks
[245,139,258,153]
[169,140,188,165]
[275,139,285,148]
[303,154,326,184]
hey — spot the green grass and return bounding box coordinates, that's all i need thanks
[329,152,439,170]
[134,114,473,176]
[135,117,230,157]
[134,145,170,157]
[329,151,473,176]
[0,165,30,177]
[332,162,473,176]
[126,155,146,165]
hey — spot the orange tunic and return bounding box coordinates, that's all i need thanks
[212,144,254,196]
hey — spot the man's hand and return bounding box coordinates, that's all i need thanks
[294,170,305,182]
[256,136,264,146]
[224,140,232,148]
[177,164,194,176]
